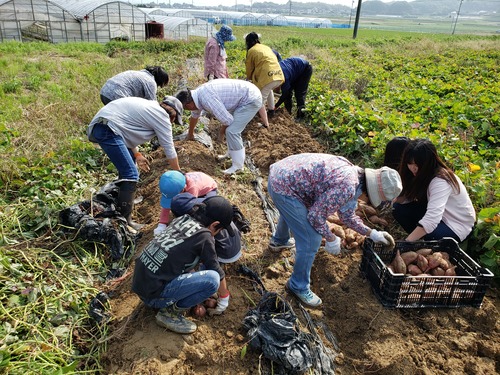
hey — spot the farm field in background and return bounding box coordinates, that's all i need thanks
[0,28,499,373]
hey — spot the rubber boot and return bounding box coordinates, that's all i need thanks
[223,148,245,175]
[155,304,197,334]
[117,180,145,231]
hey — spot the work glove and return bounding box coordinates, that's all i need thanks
[207,294,229,316]
[154,223,167,236]
[369,229,395,249]
[208,74,215,81]
[324,236,341,255]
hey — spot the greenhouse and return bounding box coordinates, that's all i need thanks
[225,11,257,26]
[270,14,288,27]
[189,9,233,25]
[0,0,149,43]
[0,0,78,42]
[146,15,215,41]
[253,13,272,26]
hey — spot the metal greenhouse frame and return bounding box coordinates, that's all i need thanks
[0,0,78,42]
[147,15,215,41]
[0,0,149,43]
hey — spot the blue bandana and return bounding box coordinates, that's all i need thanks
[215,25,236,51]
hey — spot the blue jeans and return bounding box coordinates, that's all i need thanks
[268,181,322,294]
[142,270,220,310]
[393,202,460,242]
[91,123,139,181]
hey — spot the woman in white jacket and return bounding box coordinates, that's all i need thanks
[393,138,476,242]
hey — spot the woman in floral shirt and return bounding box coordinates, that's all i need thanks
[267,153,402,307]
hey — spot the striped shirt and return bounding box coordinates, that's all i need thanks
[190,79,262,126]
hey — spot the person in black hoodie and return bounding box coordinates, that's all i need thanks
[132,196,234,334]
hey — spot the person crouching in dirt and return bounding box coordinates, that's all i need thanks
[154,170,218,235]
[171,192,243,264]
[87,96,183,230]
[132,196,234,334]
[99,66,169,105]
[267,153,402,307]
[273,56,313,119]
[175,79,262,174]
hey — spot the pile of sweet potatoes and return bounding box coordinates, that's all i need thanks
[326,201,388,249]
[388,248,457,276]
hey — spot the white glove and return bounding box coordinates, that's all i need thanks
[208,74,214,81]
[324,237,341,255]
[369,229,395,248]
[207,294,229,316]
[154,223,167,236]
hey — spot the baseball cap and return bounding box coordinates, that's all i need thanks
[203,196,235,237]
[162,96,183,125]
[365,166,402,208]
[159,171,187,209]
[171,192,204,217]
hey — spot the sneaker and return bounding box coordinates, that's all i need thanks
[286,282,322,307]
[155,307,197,334]
[268,238,295,253]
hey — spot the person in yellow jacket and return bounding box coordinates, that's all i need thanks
[245,32,284,128]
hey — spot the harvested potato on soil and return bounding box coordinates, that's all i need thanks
[191,304,206,318]
[204,298,217,309]
[368,215,389,227]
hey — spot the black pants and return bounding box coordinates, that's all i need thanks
[293,63,313,111]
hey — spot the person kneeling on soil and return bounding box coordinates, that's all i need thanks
[171,192,243,265]
[154,170,218,235]
[131,196,234,334]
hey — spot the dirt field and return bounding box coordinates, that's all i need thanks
[101,110,499,375]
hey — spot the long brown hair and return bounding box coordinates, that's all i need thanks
[400,139,459,202]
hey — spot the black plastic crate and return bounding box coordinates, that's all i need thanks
[360,238,494,308]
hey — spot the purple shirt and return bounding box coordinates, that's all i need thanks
[269,153,370,241]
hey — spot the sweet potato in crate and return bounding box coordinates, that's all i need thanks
[360,238,493,308]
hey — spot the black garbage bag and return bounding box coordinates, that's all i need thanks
[242,291,314,374]
[88,291,111,324]
[59,181,138,261]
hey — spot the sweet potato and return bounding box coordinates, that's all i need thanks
[438,258,452,270]
[329,223,346,239]
[407,264,423,276]
[391,250,407,274]
[191,304,206,318]
[416,254,429,272]
[400,251,418,266]
[430,267,446,276]
[344,228,357,243]
[357,203,378,217]
[327,214,342,224]
[426,253,443,270]
[440,252,450,261]
[445,266,457,276]
[368,215,389,227]
[204,298,217,309]
[416,248,433,256]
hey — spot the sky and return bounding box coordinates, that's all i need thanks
[128,1,414,8]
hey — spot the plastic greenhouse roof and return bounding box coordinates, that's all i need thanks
[50,0,148,20]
